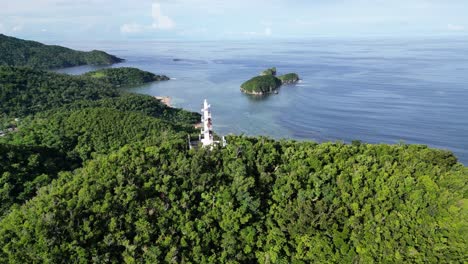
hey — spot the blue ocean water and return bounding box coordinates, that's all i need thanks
[56,38,468,164]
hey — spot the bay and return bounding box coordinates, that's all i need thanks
[56,38,468,164]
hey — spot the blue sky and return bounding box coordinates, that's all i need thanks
[0,0,467,41]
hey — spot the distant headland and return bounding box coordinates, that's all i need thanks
[0,34,123,69]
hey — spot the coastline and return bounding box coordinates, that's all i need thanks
[154,96,172,107]
[240,87,277,95]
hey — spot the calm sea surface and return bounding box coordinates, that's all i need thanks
[56,38,468,164]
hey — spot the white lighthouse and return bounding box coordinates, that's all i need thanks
[200,99,214,146]
[188,99,226,149]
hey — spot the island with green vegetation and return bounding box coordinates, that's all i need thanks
[0,34,123,69]
[240,75,283,95]
[0,36,467,263]
[261,67,277,76]
[83,67,170,87]
[278,72,300,84]
[241,67,301,95]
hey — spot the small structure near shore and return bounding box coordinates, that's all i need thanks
[189,99,227,149]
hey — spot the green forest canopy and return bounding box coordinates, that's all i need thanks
[59,93,200,125]
[241,68,300,94]
[0,34,123,69]
[0,66,118,117]
[3,107,197,161]
[0,66,188,119]
[0,137,466,263]
[240,75,282,94]
[0,35,466,263]
[0,143,80,217]
[83,67,170,87]
[0,106,197,217]
[261,67,277,76]
[278,73,300,84]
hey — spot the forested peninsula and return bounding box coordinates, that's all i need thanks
[0,66,174,117]
[0,36,466,263]
[84,67,170,87]
[0,34,123,69]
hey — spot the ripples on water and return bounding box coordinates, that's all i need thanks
[56,38,468,164]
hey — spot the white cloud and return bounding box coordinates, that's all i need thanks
[294,19,318,26]
[177,27,208,36]
[12,25,23,32]
[4,0,468,39]
[242,31,258,36]
[120,23,146,34]
[120,1,175,34]
[239,26,273,37]
[447,24,464,31]
[151,2,175,30]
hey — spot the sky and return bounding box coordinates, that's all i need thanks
[0,0,467,41]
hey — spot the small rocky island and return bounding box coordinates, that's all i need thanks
[241,67,300,95]
[278,73,300,84]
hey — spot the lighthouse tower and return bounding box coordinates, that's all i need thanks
[189,99,226,150]
[200,99,214,147]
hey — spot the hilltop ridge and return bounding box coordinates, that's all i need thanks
[0,34,123,69]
